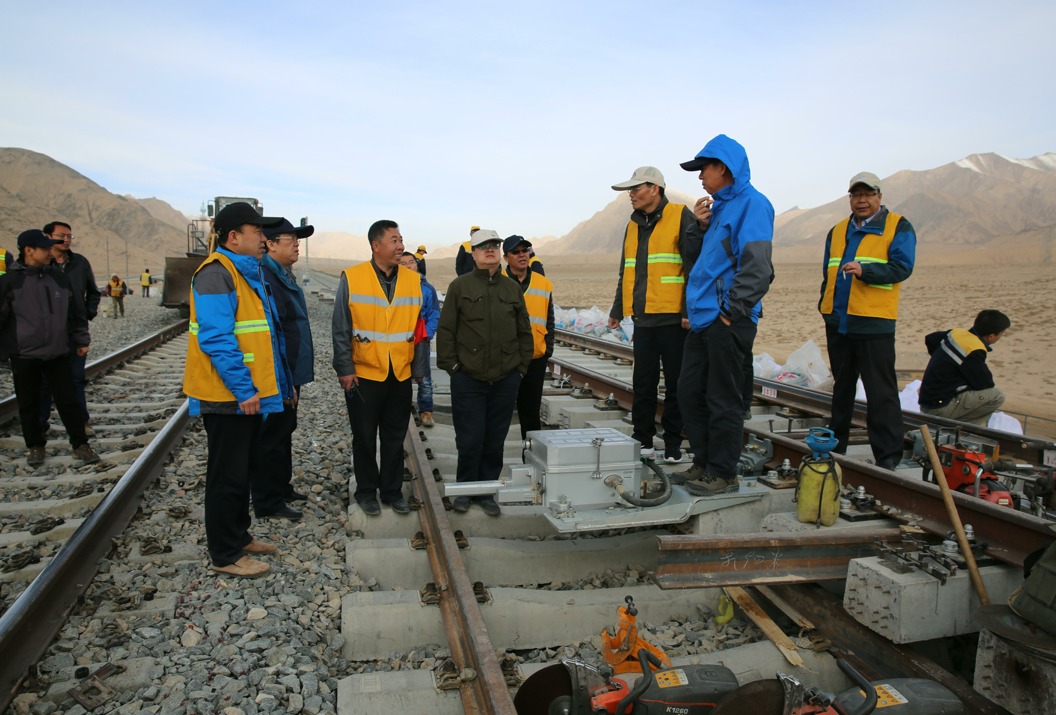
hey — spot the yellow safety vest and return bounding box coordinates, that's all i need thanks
[415,250,426,261]
[343,262,422,382]
[0,248,7,276]
[819,212,903,320]
[945,328,986,359]
[462,241,472,252]
[522,271,553,359]
[621,202,685,316]
[108,278,125,296]
[183,253,278,402]
[140,271,151,287]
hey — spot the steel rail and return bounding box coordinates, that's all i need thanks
[404,422,517,714]
[0,319,189,426]
[0,401,192,711]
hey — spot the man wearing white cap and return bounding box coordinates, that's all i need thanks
[819,172,916,470]
[607,167,703,463]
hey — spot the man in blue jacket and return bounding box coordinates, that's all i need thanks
[399,251,440,426]
[182,202,293,578]
[819,172,915,469]
[678,135,774,494]
[250,218,316,520]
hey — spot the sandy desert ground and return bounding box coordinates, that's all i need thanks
[419,255,1056,435]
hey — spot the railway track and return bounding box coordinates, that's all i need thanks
[0,276,1040,713]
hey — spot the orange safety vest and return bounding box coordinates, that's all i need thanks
[621,202,685,316]
[108,278,125,296]
[819,212,903,320]
[183,253,278,402]
[343,262,422,381]
[522,271,553,359]
[0,248,7,276]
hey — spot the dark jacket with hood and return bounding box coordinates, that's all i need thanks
[685,134,774,331]
[261,254,315,388]
[0,260,89,360]
[54,250,101,321]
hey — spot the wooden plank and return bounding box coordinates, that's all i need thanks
[723,586,803,667]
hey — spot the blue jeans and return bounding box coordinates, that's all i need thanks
[450,370,521,483]
[416,373,434,412]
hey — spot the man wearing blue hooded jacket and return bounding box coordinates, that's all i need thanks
[183,202,294,578]
[678,135,774,494]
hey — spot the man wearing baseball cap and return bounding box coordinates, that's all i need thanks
[183,202,294,578]
[819,172,916,470]
[503,234,554,443]
[414,244,429,276]
[608,166,704,463]
[0,230,98,467]
[438,229,533,516]
[249,218,316,522]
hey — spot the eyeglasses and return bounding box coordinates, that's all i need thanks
[476,244,501,251]
[508,248,530,255]
[849,191,879,199]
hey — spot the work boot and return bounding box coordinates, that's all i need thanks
[212,556,270,578]
[419,411,435,428]
[284,490,308,502]
[386,497,412,515]
[451,496,471,513]
[27,447,46,467]
[357,498,381,516]
[84,421,95,438]
[684,471,738,496]
[477,496,501,517]
[73,443,101,464]
[243,539,278,554]
[257,504,303,521]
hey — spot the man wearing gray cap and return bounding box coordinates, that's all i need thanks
[819,172,916,470]
[607,167,704,463]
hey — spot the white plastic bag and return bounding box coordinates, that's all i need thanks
[782,340,830,387]
[619,316,634,342]
[753,353,781,380]
[899,379,922,412]
[987,411,1023,435]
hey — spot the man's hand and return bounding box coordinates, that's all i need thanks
[681,318,690,330]
[694,196,714,225]
[339,374,359,391]
[290,386,300,407]
[607,317,621,330]
[76,346,89,357]
[841,261,863,278]
[239,394,261,415]
[720,315,731,327]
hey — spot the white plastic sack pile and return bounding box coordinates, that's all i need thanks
[773,340,831,388]
[753,353,781,380]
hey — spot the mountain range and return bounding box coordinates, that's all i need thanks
[2,148,1053,274]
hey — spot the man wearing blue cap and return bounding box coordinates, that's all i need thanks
[678,135,775,494]
[0,230,99,467]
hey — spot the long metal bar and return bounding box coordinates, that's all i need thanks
[404,421,516,714]
[0,319,189,426]
[0,401,191,711]
[655,527,903,588]
[760,428,1055,567]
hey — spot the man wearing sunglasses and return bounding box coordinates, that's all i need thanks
[819,172,916,470]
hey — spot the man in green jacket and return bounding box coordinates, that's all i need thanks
[437,229,533,516]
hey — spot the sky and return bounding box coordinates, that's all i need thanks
[3,1,1054,249]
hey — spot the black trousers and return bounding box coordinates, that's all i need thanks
[203,413,261,566]
[451,370,521,483]
[631,324,686,450]
[345,372,412,503]
[250,400,298,514]
[679,319,756,477]
[12,355,87,449]
[825,325,904,466]
[39,346,89,429]
[516,356,548,439]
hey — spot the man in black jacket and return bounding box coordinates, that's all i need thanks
[0,230,99,467]
[39,221,100,436]
[919,310,1010,426]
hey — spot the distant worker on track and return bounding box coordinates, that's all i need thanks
[919,309,1010,426]
[332,220,428,517]
[106,274,129,318]
[250,218,317,521]
[414,244,429,276]
[455,226,479,276]
[1,230,99,468]
[140,268,153,297]
[0,245,11,276]
[607,166,703,463]
[182,202,292,578]
[819,172,916,470]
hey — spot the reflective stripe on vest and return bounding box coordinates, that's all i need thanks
[941,328,985,365]
[182,252,279,402]
[343,263,422,381]
[621,202,685,316]
[0,248,7,276]
[819,212,902,320]
[522,272,553,359]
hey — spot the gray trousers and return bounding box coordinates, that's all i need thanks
[921,387,1005,426]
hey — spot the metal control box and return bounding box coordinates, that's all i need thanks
[524,428,642,511]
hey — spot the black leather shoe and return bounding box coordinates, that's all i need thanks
[386,497,411,515]
[358,498,381,516]
[258,504,303,521]
[451,496,471,513]
[477,496,501,517]
[284,490,309,502]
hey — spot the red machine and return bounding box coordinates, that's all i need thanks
[930,436,1015,508]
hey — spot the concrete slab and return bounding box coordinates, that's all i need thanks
[974,628,1056,715]
[336,641,849,714]
[347,532,662,589]
[843,556,1022,643]
[341,584,719,660]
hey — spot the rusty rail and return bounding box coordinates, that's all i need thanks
[404,422,516,714]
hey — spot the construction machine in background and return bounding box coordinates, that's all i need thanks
[162,197,264,317]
